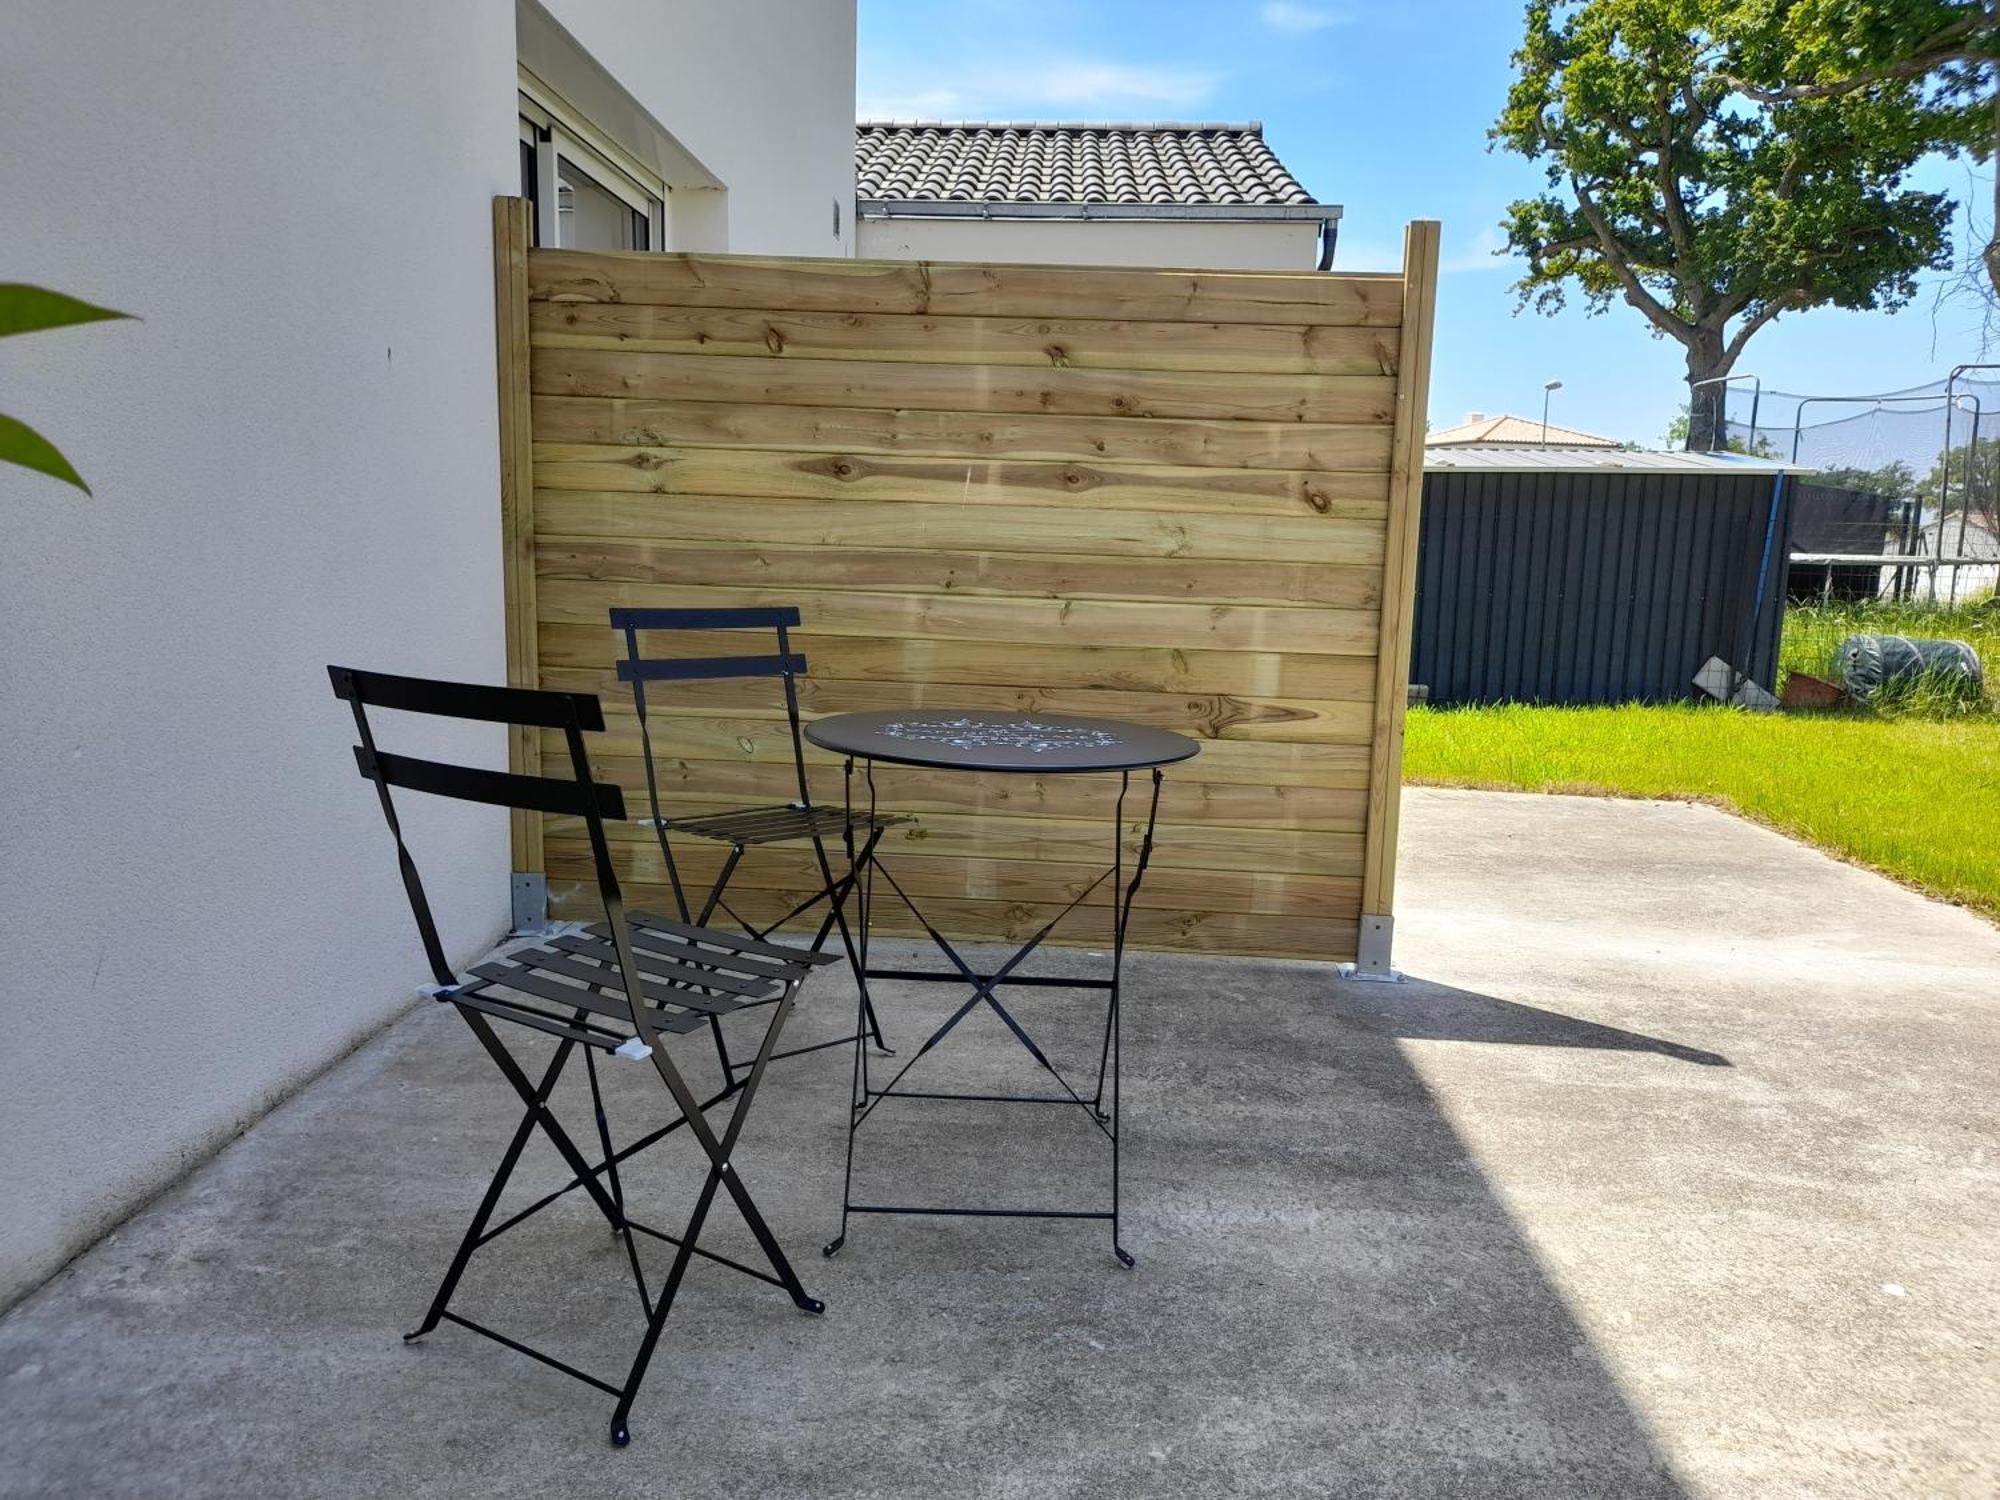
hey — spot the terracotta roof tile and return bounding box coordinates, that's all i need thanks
[1426,414,1621,448]
[855,122,1317,207]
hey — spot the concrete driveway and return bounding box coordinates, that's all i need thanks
[1,788,1994,1498]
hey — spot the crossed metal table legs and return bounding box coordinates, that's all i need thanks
[822,761,1163,1267]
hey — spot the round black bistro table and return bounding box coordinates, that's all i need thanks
[804,709,1199,1267]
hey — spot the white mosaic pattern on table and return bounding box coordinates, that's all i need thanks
[878,717,1124,754]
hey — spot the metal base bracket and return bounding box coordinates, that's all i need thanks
[1339,914,1402,983]
[510,872,548,934]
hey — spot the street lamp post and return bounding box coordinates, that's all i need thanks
[1541,379,1563,442]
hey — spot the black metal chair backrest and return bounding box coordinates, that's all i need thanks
[611,602,817,812]
[329,665,641,997]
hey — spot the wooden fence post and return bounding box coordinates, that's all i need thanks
[493,195,543,885]
[1357,219,1441,972]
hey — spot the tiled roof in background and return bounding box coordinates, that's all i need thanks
[855,122,1318,207]
[1426,414,1621,448]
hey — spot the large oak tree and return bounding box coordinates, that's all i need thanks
[1495,0,1956,450]
[1722,2,2000,292]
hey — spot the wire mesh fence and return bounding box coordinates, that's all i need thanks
[1722,373,2000,605]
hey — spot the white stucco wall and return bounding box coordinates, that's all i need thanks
[540,0,856,257]
[0,0,861,1315]
[856,215,1324,270]
[0,2,516,1312]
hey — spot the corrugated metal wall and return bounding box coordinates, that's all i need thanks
[1411,468,1791,706]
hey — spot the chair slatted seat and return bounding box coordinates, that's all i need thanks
[646,801,869,847]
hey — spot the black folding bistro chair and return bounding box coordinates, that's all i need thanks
[330,665,836,1447]
[611,605,904,1074]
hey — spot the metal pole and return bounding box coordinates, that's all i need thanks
[1944,366,2000,605]
[1691,372,1761,453]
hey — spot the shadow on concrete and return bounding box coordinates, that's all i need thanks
[0,946,1699,1498]
[1338,974,1730,1066]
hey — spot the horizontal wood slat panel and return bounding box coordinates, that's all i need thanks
[531,396,1397,471]
[545,841,1359,918]
[541,667,1375,745]
[537,535,1385,609]
[510,227,1439,962]
[556,816,1360,888]
[580,757,1371,832]
[533,445,1391,517]
[534,494,1385,566]
[529,249,1404,327]
[547,879,1356,961]
[529,301,1399,376]
[534,347,1398,426]
[550,812,1359,879]
[540,580,1381,657]
[545,718,1373,789]
[540,622,1379,701]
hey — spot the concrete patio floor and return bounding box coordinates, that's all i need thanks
[2,788,1996,1498]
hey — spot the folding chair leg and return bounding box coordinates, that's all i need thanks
[713,1165,822,1314]
[693,847,748,1081]
[813,888,890,1052]
[711,983,824,1314]
[461,1009,627,1231]
[696,845,743,926]
[610,978,823,1446]
[404,1029,583,1342]
[815,827,892,1053]
[609,1166,722,1448]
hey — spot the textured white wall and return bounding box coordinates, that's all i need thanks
[541,0,857,257]
[0,1,520,1309]
[857,216,1323,270]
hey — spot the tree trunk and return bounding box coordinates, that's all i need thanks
[1684,335,1732,452]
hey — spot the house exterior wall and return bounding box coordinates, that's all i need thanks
[539,0,856,257]
[0,0,856,1312]
[0,0,520,1313]
[856,215,1323,270]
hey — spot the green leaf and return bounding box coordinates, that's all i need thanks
[0,284,132,340]
[0,412,91,494]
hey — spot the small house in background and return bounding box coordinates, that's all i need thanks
[854,121,1341,269]
[1910,513,2000,602]
[1426,412,1621,448]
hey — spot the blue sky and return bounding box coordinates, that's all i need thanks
[858,0,1996,446]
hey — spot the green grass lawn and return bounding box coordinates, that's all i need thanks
[1404,597,2000,917]
[1404,704,2000,922]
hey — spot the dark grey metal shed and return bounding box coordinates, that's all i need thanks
[1413,447,1809,707]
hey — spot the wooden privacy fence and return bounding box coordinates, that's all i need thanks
[494,197,1438,963]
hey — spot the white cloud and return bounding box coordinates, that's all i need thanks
[1441,224,1516,274]
[1260,2,1343,34]
[1010,61,1221,109]
[859,56,1221,120]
